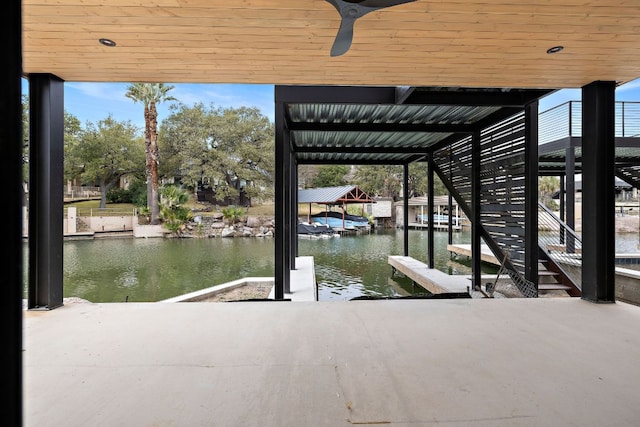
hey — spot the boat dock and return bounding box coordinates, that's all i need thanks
[447,243,501,265]
[388,255,471,295]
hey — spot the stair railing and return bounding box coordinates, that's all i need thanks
[538,202,582,291]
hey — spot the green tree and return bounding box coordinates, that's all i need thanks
[312,165,350,188]
[353,163,448,201]
[408,162,448,197]
[539,176,560,210]
[159,103,274,201]
[62,112,84,183]
[159,185,192,235]
[298,165,320,188]
[65,116,144,208]
[125,83,176,224]
[353,165,403,200]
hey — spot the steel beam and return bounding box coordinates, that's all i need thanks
[28,74,65,310]
[427,153,435,268]
[565,145,576,253]
[275,85,396,104]
[293,145,442,154]
[274,101,288,299]
[559,174,565,244]
[402,89,553,107]
[524,101,539,291]
[448,193,453,245]
[471,131,482,290]
[581,81,616,303]
[403,163,409,256]
[292,158,299,261]
[288,122,472,133]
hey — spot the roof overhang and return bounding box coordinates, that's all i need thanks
[22,1,640,88]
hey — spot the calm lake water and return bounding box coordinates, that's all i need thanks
[22,229,640,303]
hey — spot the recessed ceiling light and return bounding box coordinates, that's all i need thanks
[99,38,116,47]
[546,46,564,54]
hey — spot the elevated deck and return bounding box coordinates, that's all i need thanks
[388,255,471,295]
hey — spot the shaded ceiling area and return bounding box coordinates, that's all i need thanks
[277,85,553,165]
[22,1,640,88]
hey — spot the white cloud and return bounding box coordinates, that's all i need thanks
[617,77,640,93]
[65,82,129,103]
[167,84,275,121]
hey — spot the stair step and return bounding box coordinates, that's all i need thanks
[538,284,572,291]
[538,270,559,276]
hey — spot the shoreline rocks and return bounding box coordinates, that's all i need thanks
[174,215,275,238]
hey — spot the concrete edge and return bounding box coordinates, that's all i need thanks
[159,277,274,303]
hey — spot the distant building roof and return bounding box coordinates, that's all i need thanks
[298,185,375,204]
[574,179,631,192]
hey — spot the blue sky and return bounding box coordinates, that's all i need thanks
[21,77,640,131]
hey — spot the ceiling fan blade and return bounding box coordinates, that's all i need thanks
[359,0,416,8]
[330,17,356,57]
[326,0,417,56]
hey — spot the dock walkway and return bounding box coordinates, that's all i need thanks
[388,255,471,295]
[447,243,501,265]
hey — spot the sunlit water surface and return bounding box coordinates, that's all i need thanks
[22,229,640,302]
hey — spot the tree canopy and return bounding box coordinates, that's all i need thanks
[311,165,350,188]
[159,103,274,200]
[347,163,448,201]
[65,115,144,208]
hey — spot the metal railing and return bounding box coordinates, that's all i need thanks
[539,101,640,144]
[64,186,101,200]
[538,202,582,291]
[69,207,138,218]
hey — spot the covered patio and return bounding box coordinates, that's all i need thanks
[6,1,640,425]
[23,298,640,426]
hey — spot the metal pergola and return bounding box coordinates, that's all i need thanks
[273,85,568,299]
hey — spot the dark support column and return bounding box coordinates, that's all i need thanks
[283,119,292,294]
[566,144,576,253]
[2,2,23,423]
[559,174,565,244]
[448,152,453,245]
[448,193,453,245]
[28,74,65,310]
[524,101,539,289]
[582,81,616,303]
[288,150,296,268]
[292,158,299,260]
[403,162,409,256]
[471,131,482,289]
[427,154,435,268]
[274,101,289,299]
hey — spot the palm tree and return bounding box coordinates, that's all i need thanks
[125,83,176,224]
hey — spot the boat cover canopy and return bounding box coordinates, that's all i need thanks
[298,185,375,205]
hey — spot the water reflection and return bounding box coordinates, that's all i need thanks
[23,229,640,302]
[299,229,493,301]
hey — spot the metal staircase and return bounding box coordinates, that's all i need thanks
[432,112,539,298]
[537,202,582,296]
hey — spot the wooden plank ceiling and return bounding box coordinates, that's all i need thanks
[22,0,640,89]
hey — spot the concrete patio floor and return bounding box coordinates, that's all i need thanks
[23,298,640,426]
